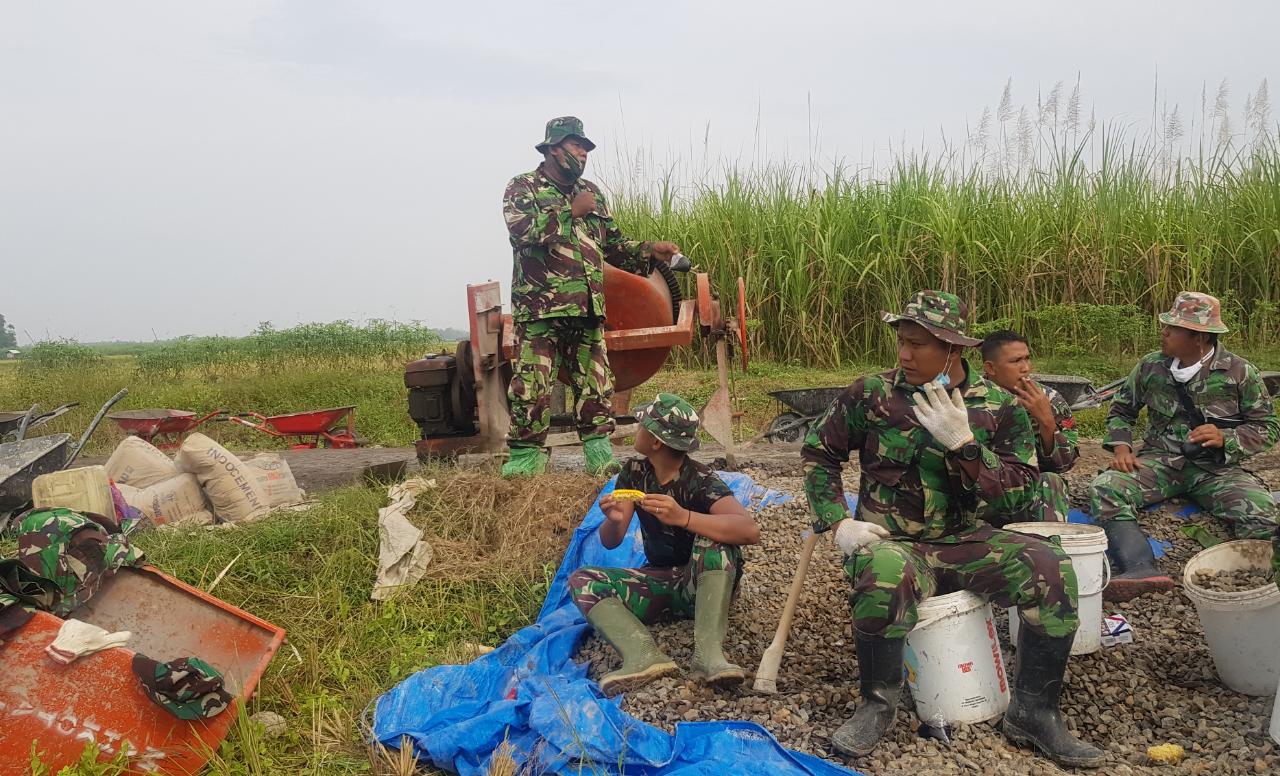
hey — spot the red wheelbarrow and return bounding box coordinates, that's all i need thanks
[228,406,360,449]
[107,408,225,449]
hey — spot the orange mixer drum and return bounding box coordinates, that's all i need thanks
[599,263,677,391]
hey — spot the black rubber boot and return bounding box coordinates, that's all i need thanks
[1102,520,1175,603]
[830,632,904,758]
[1002,626,1106,768]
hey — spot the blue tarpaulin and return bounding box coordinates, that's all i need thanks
[372,473,859,776]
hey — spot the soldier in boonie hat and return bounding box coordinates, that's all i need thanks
[565,391,760,695]
[1088,289,1279,605]
[500,117,684,479]
[634,393,702,452]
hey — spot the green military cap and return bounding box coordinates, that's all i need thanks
[1158,291,1228,333]
[132,654,232,720]
[634,393,701,451]
[882,290,982,347]
[535,116,596,153]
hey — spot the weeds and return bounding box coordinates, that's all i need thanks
[135,321,443,378]
[610,133,1280,367]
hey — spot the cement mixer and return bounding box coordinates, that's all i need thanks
[405,262,748,462]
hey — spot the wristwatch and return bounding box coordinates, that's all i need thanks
[951,441,981,461]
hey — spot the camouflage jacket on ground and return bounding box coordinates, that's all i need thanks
[801,364,1040,540]
[503,166,653,322]
[1103,349,1279,471]
[1036,381,1079,474]
[617,456,734,567]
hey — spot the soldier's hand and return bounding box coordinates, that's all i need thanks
[1012,377,1055,429]
[640,494,688,527]
[1110,445,1143,473]
[833,518,891,556]
[912,380,975,451]
[571,191,597,219]
[600,495,634,524]
[1188,423,1225,449]
[650,241,681,263]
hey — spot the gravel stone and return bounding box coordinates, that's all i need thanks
[572,442,1280,775]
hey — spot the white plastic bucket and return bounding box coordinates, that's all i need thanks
[1270,677,1280,745]
[904,590,1010,725]
[1182,540,1280,696]
[1004,522,1109,655]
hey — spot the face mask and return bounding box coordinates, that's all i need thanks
[554,146,585,181]
[934,348,955,387]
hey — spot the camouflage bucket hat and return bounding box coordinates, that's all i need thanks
[634,393,701,452]
[1158,291,1228,333]
[881,290,982,347]
[132,654,232,720]
[535,116,596,152]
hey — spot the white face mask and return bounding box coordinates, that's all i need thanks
[1170,347,1214,383]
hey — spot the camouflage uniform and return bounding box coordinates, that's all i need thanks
[1088,347,1279,538]
[980,381,1078,526]
[570,395,740,621]
[503,117,656,447]
[802,292,1078,640]
[0,508,144,618]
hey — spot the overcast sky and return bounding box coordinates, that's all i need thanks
[2,1,1276,344]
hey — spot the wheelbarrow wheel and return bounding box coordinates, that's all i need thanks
[765,412,809,443]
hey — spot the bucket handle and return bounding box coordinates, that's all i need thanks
[1101,556,1111,592]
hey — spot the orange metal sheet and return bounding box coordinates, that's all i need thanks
[0,566,285,775]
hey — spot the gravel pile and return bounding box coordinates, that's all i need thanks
[1192,568,1276,593]
[575,443,1280,775]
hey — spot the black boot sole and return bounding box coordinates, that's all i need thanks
[1003,720,1105,768]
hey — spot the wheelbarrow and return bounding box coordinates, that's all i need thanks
[0,389,128,530]
[227,406,360,449]
[108,408,225,449]
[763,387,844,442]
[0,403,79,442]
[0,566,284,775]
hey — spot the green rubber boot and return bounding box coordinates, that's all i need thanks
[501,445,547,478]
[587,598,677,696]
[582,435,621,477]
[690,570,746,687]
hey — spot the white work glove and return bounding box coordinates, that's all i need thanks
[45,618,131,665]
[833,518,891,556]
[912,380,976,451]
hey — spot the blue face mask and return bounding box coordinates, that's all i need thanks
[934,349,956,387]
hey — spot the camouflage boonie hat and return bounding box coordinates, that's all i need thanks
[132,654,232,720]
[535,116,596,153]
[634,393,701,452]
[1158,291,1228,333]
[881,290,982,347]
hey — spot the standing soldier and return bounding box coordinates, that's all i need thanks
[1088,292,1279,602]
[501,116,683,477]
[980,330,1079,524]
[802,291,1103,768]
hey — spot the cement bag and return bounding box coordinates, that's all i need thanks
[136,474,215,527]
[105,437,180,488]
[175,433,270,522]
[245,454,305,506]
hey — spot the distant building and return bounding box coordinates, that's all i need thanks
[4,349,20,359]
